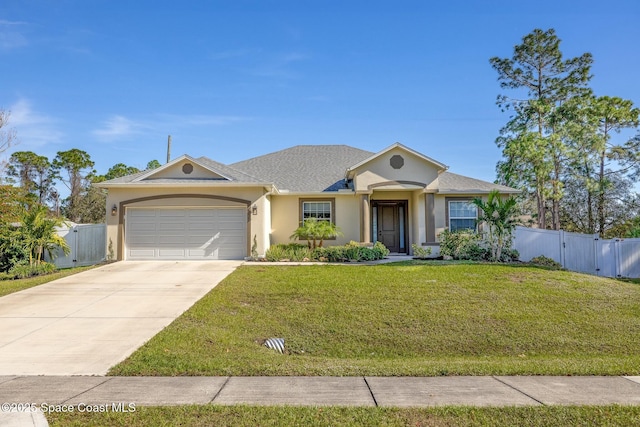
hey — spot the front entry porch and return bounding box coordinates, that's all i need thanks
[371,200,408,254]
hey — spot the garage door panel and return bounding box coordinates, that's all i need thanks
[126,207,246,260]
[187,235,219,244]
[129,249,156,258]
[128,236,157,245]
[159,222,186,230]
[129,221,156,232]
[188,210,216,218]
[158,235,188,245]
[158,249,187,258]
[159,209,186,217]
[188,225,217,233]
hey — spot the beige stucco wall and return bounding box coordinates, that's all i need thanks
[104,186,268,259]
[269,193,360,247]
[353,147,441,192]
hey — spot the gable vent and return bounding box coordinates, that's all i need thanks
[182,163,194,174]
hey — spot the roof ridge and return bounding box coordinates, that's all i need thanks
[198,156,266,182]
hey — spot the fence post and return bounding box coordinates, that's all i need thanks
[593,234,599,276]
[559,230,565,268]
[615,239,621,278]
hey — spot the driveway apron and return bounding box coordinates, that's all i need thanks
[0,261,240,375]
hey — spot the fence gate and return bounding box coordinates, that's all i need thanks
[595,239,617,278]
[617,240,640,278]
[562,231,597,276]
[47,224,106,268]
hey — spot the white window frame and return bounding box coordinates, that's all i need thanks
[301,200,333,224]
[448,200,477,232]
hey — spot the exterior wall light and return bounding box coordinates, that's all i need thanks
[111,204,118,216]
[252,205,258,215]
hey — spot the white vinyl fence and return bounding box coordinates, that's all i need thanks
[45,223,106,268]
[513,226,640,278]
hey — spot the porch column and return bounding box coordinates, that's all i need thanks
[425,193,436,243]
[361,194,371,242]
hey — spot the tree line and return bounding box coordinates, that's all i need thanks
[1,145,160,224]
[491,28,640,238]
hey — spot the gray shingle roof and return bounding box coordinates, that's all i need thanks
[438,171,519,193]
[99,170,148,184]
[98,155,267,185]
[98,144,519,194]
[230,145,374,192]
[196,157,266,183]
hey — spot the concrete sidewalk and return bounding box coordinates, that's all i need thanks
[1,375,639,407]
[2,375,639,426]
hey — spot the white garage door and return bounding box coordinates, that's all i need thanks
[125,207,246,260]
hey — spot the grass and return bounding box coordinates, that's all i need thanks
[109,263,640,376]
[46,405,640,426]
[0,265,99,297]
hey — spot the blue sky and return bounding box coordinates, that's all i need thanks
[1,0,639,185]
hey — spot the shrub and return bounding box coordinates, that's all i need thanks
[265,244,313,262]
[265,242,389,263]
[411,244,432,259]
[357,246,378,261]
[372,241,390,259]
[8,262,57,279]
[313,246,347,262]
[530,255,562,270]
[0,235,29,273]
[500,248,520,262]
[439,229,488,261]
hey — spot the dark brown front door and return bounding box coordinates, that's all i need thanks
[378,205,399,252]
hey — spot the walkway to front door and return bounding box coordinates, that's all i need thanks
[372,200,408,253]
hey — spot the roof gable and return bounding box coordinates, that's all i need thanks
[346,142,447,174]
[132,155,232,182]
[346,143,448,192]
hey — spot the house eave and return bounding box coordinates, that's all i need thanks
[273,189,355,196]
[437,189,522,195]
[131,154,235,182]
[95,181,272,189]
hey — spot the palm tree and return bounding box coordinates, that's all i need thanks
[472,190,519,261]
[290,218,343,249]
[16,205,70,266]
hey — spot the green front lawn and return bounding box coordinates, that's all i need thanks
[109,263,640,376]
[0,265,98,297]
[47,405,640,427]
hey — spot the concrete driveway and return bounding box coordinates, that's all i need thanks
[0,261,241,375]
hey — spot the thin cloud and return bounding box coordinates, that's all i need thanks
[92,113,250,142]
[0,20,29,51]
[92,115,146,141]
[9,98,64,147]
